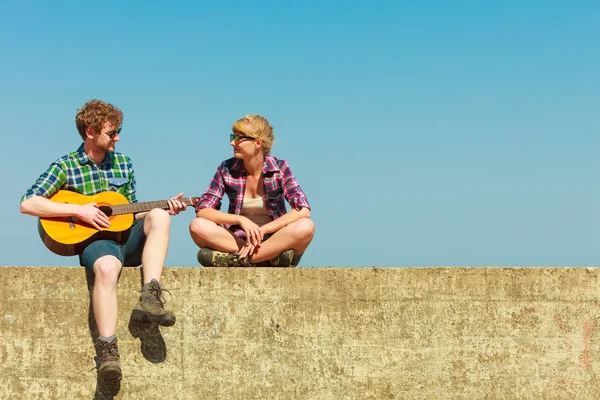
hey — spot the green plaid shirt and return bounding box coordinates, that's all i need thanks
[22,144,137,203]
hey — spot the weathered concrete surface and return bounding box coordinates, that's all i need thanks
[1,267,600,399]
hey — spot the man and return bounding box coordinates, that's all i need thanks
[20,99,186,382]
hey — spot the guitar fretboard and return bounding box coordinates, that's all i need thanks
[111,198,197,215]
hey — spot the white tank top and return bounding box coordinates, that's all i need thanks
[240,196,273,226]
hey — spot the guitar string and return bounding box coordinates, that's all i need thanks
[110,198,196,215]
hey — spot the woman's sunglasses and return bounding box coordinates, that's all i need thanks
[230,133,256,144]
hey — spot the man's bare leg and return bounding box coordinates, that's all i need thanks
[92,255,122,337]
[131,208,176,325]
[141,208,171,284]
[92,255,122,381]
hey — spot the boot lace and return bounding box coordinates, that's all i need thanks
[98,340,119,363]
[149,282,172,309]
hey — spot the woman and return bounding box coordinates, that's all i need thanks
[190,114,315,267]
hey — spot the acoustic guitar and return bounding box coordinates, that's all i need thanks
[38,190,200,256]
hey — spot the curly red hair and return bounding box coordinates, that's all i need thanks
[75,99,123,140]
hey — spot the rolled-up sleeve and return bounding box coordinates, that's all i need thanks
[195,165,225,212]
[279,160,310,211]
[21,162,66,202]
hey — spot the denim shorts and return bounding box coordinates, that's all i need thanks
[79,217,147,269]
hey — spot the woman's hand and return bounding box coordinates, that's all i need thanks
[237,241,258,259]
[239,217,263,247]
[258,225,270,237]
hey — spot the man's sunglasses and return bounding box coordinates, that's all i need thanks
[230,133,255,144]
[105,127,122,139]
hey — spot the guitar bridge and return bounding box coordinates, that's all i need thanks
[66,216,76,229]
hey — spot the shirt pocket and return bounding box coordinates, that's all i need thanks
[265,188,284,217]
[266,188,283,201]
[107,177,129,193]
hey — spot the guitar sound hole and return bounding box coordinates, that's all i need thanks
[99,206,113,217]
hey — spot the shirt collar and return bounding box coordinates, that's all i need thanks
[230,158,245,172]
[75,143,112,167]
[262,156,279,174]
[230,156,280,174]
[75,144,90,165]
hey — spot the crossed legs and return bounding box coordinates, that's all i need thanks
[189,217,315,264]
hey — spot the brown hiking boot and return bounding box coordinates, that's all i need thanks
[97,338,121,381]
[132,279,176,326]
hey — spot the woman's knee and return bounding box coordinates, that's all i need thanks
[292,218,315,241]
[189,218,216,240]
[93,256,122,285]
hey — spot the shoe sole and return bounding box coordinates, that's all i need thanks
[131,309,176,326]
[99,366,122,381]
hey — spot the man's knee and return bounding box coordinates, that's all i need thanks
[93,256,122,285]
[144,208,171,232]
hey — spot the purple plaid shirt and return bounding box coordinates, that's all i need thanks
[196,156,310,238]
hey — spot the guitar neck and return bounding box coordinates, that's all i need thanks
[111,198,196,215]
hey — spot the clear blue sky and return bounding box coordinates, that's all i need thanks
[1,1,598,267]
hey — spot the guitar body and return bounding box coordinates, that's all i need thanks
[39,191,135,256]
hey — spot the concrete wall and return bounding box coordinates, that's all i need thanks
[1,266,600,399]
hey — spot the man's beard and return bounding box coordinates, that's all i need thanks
[100,143,115,153]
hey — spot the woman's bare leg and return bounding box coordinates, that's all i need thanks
[190,217,315,265]
[250,218,315,263]
[189,218,242,252]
